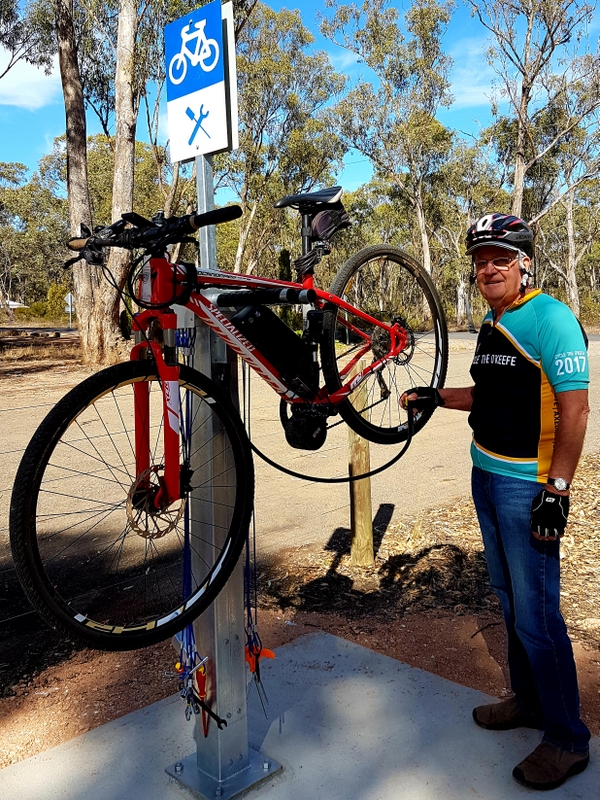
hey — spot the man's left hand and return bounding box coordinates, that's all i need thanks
[531,489,570,541]
[400,386,445,412]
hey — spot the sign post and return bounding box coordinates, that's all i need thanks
[64,292,74,329]
[164,4,278,797]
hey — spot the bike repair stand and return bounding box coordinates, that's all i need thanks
[165,154,280,799]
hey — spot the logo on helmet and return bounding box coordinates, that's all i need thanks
[466,213,533,258]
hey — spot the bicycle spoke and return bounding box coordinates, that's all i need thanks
[11,362,251,646]
[322,244,447,444]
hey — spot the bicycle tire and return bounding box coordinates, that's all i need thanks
[321,244,448,444]
[10,360,254,651]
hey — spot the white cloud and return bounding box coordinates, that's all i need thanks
[0,50,62,110]
[327,48,361,71]
[447,38,503,111]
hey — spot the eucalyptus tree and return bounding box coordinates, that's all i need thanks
[469,0,600,218]
[0,162,68,308]
[51,0,260,362]
[482,66,600,314]
[320,0,454,274]
[0,0,54,80]
[215,3,346,274]
[426,142,510,327]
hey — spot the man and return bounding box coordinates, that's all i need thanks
[403,213,590,790]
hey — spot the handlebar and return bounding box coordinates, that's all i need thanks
[67,205,243,255]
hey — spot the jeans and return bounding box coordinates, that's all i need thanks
[471,467,590,753]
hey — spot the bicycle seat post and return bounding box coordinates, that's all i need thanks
[301,211,313,258]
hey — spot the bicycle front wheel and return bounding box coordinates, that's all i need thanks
[10,361,254,651]
[321,245,448,444]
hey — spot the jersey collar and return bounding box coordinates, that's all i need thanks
[506,288,541,311]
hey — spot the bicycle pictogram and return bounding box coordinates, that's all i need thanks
[169,19,220,85]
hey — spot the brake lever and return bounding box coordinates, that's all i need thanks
[64,254,83,269]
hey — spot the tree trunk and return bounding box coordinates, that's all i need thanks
[456,276,466,327]
[414,194,431,274]
[511,85,530,219]
[564,190,581,317]
[92,0,138,364]
[465,288,477,333]
[54,0,91,237]
[234,201,257,274]
[54,0,102,364]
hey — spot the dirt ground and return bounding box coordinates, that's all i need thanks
[1,351,600,770]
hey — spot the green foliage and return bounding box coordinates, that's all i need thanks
[215,2,347,273]
[320,0,455,270]
[14,301,47,320]
[580,294,600,327]
[4,0,600,330]
[46,281,72,321]
[0,0,55,75]
[0,162,69,305]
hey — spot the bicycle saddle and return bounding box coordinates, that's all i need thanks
[274,186,343,210]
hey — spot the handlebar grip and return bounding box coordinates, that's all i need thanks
[68,238,89,251]
[189,205,242,230]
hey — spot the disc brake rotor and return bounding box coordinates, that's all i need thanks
[126,467,185,539]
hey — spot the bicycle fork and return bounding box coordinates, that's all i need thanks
[131,310,181,509]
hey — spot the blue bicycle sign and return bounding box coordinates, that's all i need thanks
[168,19,220,85]
[165,0,236,162]
[165,1,224,103]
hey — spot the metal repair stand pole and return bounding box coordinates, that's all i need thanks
[165,155,279,799]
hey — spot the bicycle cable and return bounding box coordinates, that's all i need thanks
[247,433,413,484]
[244,368,417,484]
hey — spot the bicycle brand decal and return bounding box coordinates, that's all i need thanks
[141,256,152,303]
[164,380,181,433]
[189,294,298,397]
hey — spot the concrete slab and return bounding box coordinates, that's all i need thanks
[0,633,597,800]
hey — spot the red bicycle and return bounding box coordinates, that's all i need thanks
[10,186,447,650]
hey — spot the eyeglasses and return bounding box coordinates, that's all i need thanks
[473,256,517,271]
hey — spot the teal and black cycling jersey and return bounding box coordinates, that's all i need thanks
[469,289,589,483]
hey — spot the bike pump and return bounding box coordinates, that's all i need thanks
[165,154,279,799]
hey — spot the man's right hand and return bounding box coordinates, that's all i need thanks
[400,386,446,412]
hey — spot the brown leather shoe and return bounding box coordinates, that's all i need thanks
[512,742,589,790]
[473,696,543,730]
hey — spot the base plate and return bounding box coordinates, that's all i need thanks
[165,747,281,799]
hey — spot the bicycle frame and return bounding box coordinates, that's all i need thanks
[130,254,409,507]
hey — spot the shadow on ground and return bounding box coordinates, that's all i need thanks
[256,503,493,620]
[0,548,81,695]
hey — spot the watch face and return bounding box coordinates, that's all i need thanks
[551,478,569,491]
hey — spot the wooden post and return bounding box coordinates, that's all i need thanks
[348,359,374,566]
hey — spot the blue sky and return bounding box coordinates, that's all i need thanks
[0,1,588,188]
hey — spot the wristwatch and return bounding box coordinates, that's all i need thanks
[547,477,571,491]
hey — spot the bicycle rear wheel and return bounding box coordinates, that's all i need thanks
[321,245,448,444]
[10,360,254,651]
